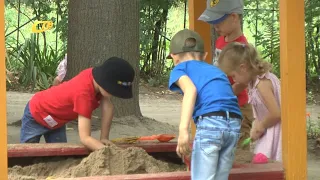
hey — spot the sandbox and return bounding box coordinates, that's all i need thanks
[8,144,186,180]
[7,143,284,180]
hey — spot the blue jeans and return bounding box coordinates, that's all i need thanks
[191,113,241,180]
[20,102,67,143]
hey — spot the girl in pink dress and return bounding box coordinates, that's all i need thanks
[217,42,282,162]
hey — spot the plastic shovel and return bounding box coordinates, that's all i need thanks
[139,134,176,142]
[111,134,176,144]
[155,134,176,142]
[241,137,251,148]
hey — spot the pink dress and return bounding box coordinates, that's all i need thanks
[56,54,67,81]
[248,72,282,162]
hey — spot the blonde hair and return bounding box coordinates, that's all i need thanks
[218,42,272,75]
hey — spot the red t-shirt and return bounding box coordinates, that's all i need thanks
[214,35,248,107]
[29,68,102,129]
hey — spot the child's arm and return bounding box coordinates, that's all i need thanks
[257,79,281,128]
[177,75,197,131]
[175,75,197,157]
[78,115,105,151]
[54,57,67,85]
[99,97,114,143]
[52,77,62,86]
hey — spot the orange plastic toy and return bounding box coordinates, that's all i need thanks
[139,134,176,142]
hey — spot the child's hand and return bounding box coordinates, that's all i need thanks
[176,129,191,158]
[250,120,266,141]
[101,139,114,146]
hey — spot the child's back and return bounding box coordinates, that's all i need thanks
[169,60,240,120]
[30,68,100,128]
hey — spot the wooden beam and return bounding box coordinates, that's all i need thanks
[0,1,8,179]
[188,0,212,139]
[7,142,178,158]
[59,163,284,180]
[279,0,307,179]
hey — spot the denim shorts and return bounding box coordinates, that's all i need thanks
[191,112,241,180]
[20,102,67,143]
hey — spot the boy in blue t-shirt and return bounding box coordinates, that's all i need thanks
[168,29,242,180]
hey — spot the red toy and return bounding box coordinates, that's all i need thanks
[252,153,269,164]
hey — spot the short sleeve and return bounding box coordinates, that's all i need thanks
[73,94,99,119]
[168,65,187,92]
[236,35,248,44]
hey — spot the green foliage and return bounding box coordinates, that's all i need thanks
[52,0,68,42]
[307,114,320,139]
[244,0,280,77]
[139,0,185,85]
[305,0,320,85]
[5,0,68,91]
[7,34,65,90]
[244,0,320,82]
[6,0,69,42]
[4,0,320,90]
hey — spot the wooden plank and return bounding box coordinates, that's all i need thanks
[7,142,178,157]
[63,172,190,180]
[188,0,212,63]
[279,0,307,179]
[59,163,284,180]
[229,163,284,180]
[8,144,90,158]
[0,1,8,179]
[188,0,212,140]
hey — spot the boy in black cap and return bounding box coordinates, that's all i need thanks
[199,0,254,147]
[168,29,242,180]
[20,57,135,151]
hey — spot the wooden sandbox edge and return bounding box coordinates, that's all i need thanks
[7,142,178,157]
[59,163,284,180]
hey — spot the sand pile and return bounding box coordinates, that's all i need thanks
[8,145,185,180]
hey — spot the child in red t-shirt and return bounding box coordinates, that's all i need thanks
[199,0,254,145]
[20,57,135,151]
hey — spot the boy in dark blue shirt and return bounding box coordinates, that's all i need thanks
[168,29,242,180]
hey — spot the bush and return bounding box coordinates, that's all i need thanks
[6,33,66,91]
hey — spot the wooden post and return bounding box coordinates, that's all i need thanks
[0,1,8,179]
[188,0,212,139]
[279,0,307,179]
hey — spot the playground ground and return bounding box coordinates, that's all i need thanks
[5,86,320,179]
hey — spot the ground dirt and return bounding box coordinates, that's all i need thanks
[5,85,320,179]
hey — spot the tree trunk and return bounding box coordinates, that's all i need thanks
[67,0,142,117]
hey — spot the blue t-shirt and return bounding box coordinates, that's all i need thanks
[168,60,241,121]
